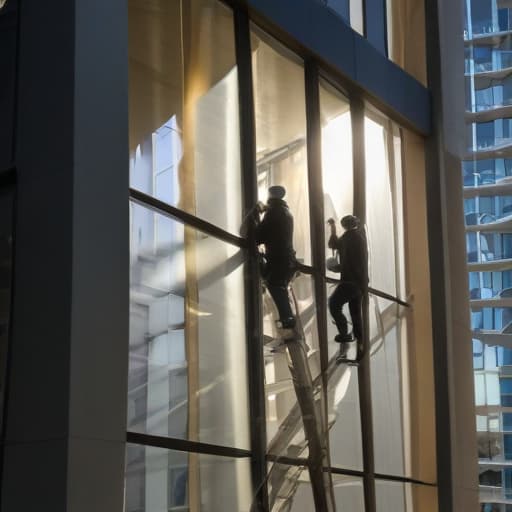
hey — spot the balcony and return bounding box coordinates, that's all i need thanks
[473,319,512,344]
[480,458,512,468]
[475,404,512,415]
[468,258,512,272]
[465,212,512,232]
[464,176,512,198]
[479,484,512,504]
[466,102,512,123]
[466,52,512,75]
[468,66,512,90]
[465,28,512,46]
[471,296,512,308]
[470,287,512,308]
[465,138,512,160]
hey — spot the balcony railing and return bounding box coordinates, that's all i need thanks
[479,484,512,503]
[469,98,512,113]
[465,17,512,39]
[466,53,512,74]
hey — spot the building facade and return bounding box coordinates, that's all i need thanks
[464,1,512,511]
[0,0,477,511]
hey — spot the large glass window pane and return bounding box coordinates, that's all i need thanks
[128,0,242,235]
[327,362,363,470]
[365,112,402,300]
[251,28,312,266]
[332,474,365,510]
[319,79,353,267]
[375,480,407,512]
[264,274,324,452]
[266,462,315,511]
[325,282,363,471]
[128,202,250,449]
[375,480,438,512]
[125,443,252,511]
[370,296,410,477]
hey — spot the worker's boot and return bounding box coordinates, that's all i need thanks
[334,333,353,343]
[336,342,350,362]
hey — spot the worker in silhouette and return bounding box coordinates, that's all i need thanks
[327,215,368,361]
[255,186,297,329]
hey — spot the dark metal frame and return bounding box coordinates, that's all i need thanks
[0,167,17,505]
[125,1,436,511]
[234,6,269,510]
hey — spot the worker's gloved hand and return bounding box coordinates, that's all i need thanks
[256,201,267,214]
[326,218,335,226]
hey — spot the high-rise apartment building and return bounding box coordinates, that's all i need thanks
[0,0,478,511]
[464,2,512,511]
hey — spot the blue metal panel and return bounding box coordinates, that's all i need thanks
[365,0,387,55]
[247,0,430,135]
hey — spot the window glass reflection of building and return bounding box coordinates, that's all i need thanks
[128,0,242,235]
[127,2,251,511]
[128,203,250,447]
[127,204,250,509]
[126,444,252,511]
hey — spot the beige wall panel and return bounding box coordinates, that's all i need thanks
[402,129,437,483]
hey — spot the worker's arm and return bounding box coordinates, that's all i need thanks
[255,205,271,245]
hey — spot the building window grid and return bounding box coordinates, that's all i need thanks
[125,1,432,511]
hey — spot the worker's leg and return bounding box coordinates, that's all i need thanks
[348,291,363,341]
[348,288,365,360]
[266,281,295,328]
[328,282,353,339]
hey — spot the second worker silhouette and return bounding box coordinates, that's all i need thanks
[327,214,368,362]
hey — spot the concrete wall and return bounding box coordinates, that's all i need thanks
[1,1,129,511]
[425,0,480,510]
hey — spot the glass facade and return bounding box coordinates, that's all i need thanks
[126,0,435,510]
[465,0,512,509]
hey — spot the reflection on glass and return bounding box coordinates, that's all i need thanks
[128,0,242,235]
[251,28,311,265]
[365,112,403,300]
[263,274,321,446]
[332,474,365,510]
[320,79,353,274]
[324,282,363,470]
[370,296,410,477]
[327,362,363,470]
[128,202,250,449]
[125,443,252,512]
[267,463,317,512]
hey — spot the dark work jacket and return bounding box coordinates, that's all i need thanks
[328,228,369,290]
[255,199,296,281]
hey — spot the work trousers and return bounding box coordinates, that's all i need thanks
[266,281,294,322]
[328,281,363,341]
